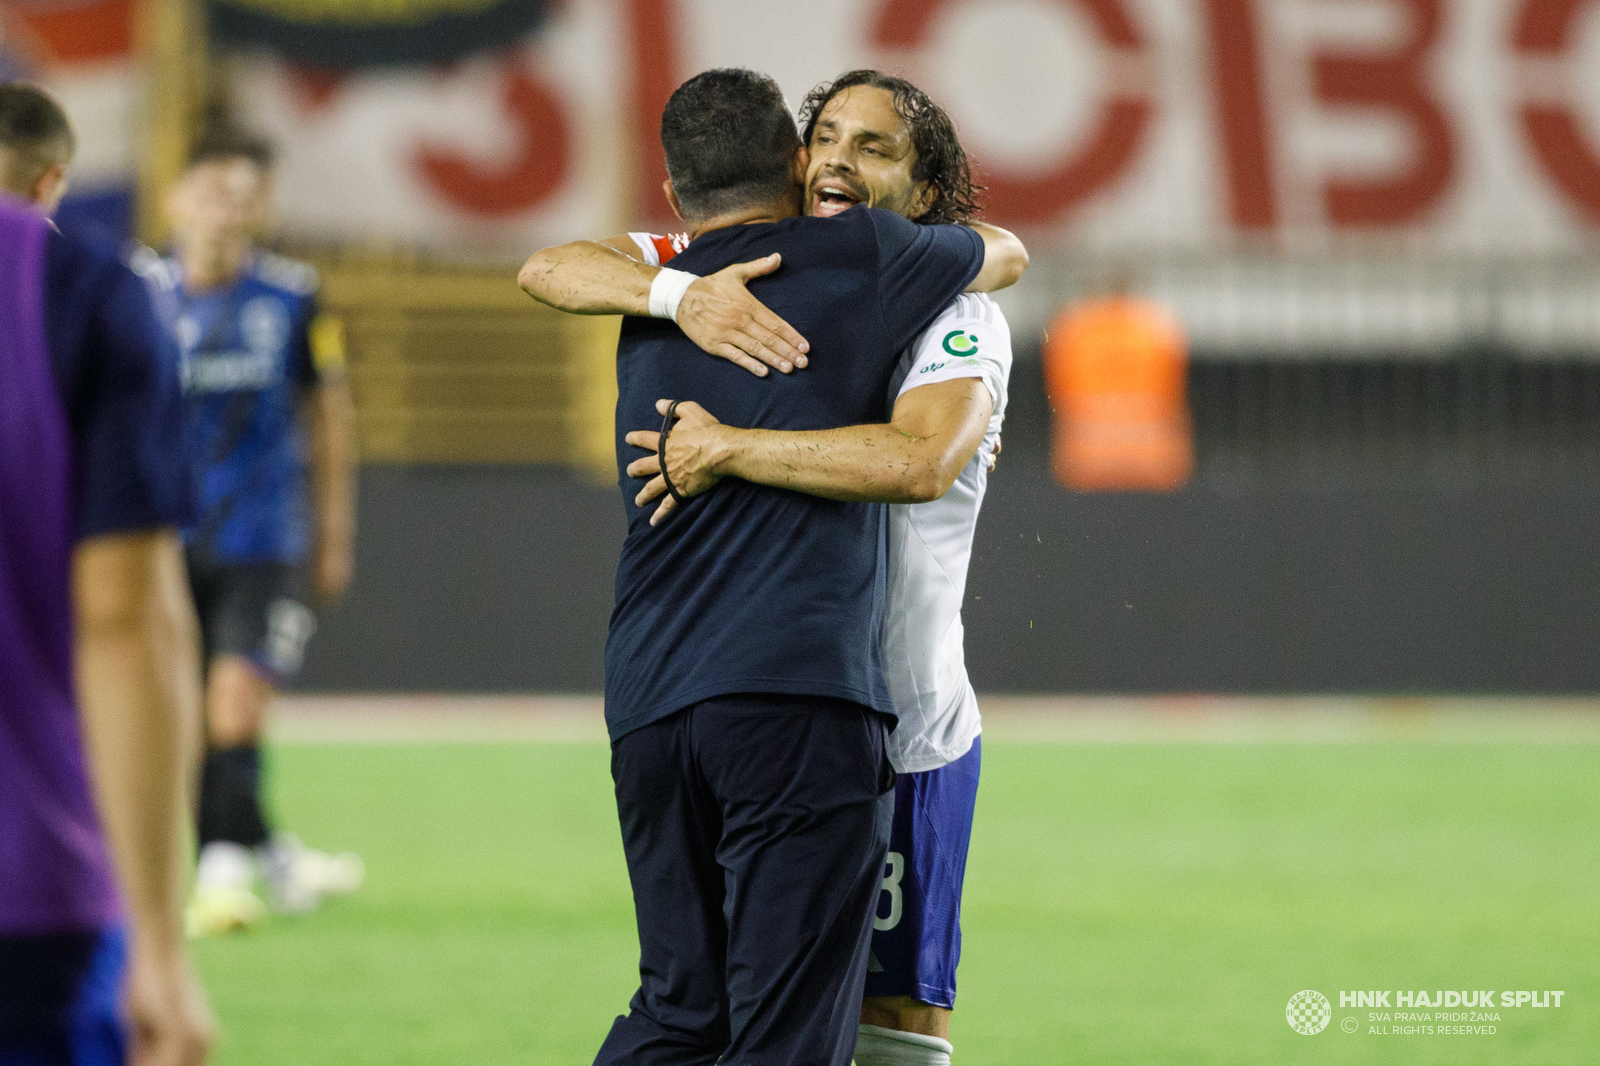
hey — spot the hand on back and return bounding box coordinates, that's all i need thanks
[677,255,810,378]
[624,399,728,525]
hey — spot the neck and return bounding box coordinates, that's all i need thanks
[686,192,801,239]
[178,240,251,291]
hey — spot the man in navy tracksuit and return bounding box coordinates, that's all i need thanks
[594,69,991,1066]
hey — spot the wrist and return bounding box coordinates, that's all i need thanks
[130,915,187,961]
[648,268,698,322]
[708,426,744,478]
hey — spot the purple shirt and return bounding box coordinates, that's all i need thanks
[0,195,193,936]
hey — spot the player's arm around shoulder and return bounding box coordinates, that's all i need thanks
[517,235,661,316]
[623,379,992,524]
[621,301,1006,523]
[965,222,1029,293]
[516,234,810,376]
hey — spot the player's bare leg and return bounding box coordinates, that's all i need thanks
[190,654,362,935]
[206,654,270,748]
[861,997,950,1040]
[189,656,274,934]
[858,997,954,1065]
[855,737,982,1065]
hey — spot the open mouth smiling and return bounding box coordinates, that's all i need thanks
[811,180,864,217]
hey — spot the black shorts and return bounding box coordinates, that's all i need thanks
[0,929,126,1065]
[185,550,316,684]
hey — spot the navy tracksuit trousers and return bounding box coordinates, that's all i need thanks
[594,693,895,1066]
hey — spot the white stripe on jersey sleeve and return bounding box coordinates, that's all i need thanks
[894,293,1012,412]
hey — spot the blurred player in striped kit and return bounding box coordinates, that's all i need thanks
[141,131,364,935]
[522,71,1018,1066]
[1,82,212,1065]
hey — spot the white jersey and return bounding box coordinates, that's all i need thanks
[883,293,1011,773]
[627,233,1011,774]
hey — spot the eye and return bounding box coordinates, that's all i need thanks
[863,145,882,157]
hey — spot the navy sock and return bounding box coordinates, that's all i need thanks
[198,746,271,849]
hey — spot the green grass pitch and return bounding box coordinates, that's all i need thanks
[193,740,1600,1064]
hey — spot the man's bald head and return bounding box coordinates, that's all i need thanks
[0,83,75,211]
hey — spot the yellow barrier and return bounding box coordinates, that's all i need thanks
[313,257,619,480]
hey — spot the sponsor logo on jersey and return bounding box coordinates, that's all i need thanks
[178,295,291,393]
[942,329,980,356]
[183,350,278,393]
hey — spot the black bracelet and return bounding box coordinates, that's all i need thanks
[658,400,689,506]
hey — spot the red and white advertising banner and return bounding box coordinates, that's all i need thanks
[237,0,1600,257]
[0,0,141,236]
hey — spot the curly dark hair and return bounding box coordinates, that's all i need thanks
[798,70,982,226]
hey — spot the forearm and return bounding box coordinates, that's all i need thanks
[717,423,957,504]
[310,379,357,552]
[74,535,203,954]
[518,240,656,316]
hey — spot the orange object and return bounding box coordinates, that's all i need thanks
[1043,295,1194,491]
[6,0,134,65]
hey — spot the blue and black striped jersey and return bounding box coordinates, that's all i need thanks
[147,252,336,564]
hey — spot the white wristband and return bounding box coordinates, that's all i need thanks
[648,267,698,322]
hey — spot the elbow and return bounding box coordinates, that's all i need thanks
[516,253,548,298]
[75,575,158,644]
[518,244,573,301]
[73,531,190,644]
[995,234,1029,290]
[902,465,959,505]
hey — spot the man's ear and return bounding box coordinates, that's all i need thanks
[910,181,936,222]
[663,179,684,222]
[32,163,70,214]
[792,145,809,187]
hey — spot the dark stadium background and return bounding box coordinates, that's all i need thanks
[303,347,1600,693]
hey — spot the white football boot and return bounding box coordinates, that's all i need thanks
[259,833,365,914]
[186,841,268,937]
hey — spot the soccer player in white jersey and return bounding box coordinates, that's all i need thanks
[520,71,1018,1066]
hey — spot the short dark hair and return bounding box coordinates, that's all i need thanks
[660,68,801,221]
[188,128,276,173]
[0,82,75,193]
[799,70,982,226]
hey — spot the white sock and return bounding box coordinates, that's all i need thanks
[196,841,257,892]
[854,1023,953,1066]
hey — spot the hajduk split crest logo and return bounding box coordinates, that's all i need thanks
[1287,990,1332,1034]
